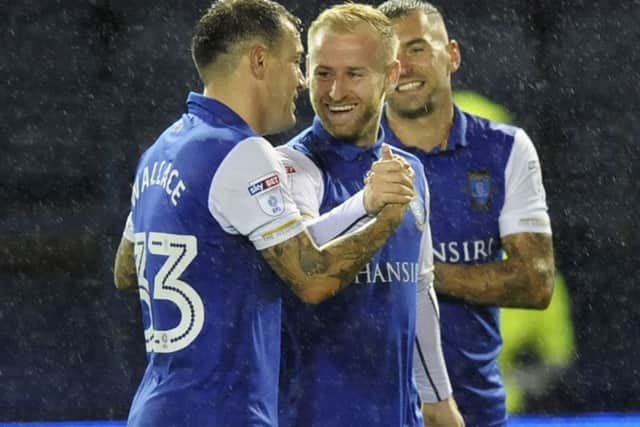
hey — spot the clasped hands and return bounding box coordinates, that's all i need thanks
[363,144,416,224]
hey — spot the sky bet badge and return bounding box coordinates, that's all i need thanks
[409,196,427,231]
[466,170,492,211]
[248,172,284,217]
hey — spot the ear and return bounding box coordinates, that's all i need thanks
[305,54,311,82]
[384,59,401,95]
[448,39,461,74]
[249,43,270,80]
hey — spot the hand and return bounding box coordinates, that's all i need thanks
[422,397,465,427]
[363,144,415,215]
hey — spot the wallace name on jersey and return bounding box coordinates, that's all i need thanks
[353,261,420,285]
[131,161,187,208]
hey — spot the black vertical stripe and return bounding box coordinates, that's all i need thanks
[428,285,440,321]
[333,214,370,239]
[415,336,444,402]
[415,289,444,402]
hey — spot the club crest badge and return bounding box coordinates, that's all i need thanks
[466,170,492,211]
[247,173,285,216]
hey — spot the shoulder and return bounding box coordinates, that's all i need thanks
[174,112,261,150]
[207,136,280,182]
[278,129,325,190]
[280,126,324,169]
[462,111,536,166]
[285,126,316,156]
[276,144,323,182]
[223,136,276,165]
[476,120,539,165]
[152,114,260,160]
[464,111,521,147]
[277,144,316,168]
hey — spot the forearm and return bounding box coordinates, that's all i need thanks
[262,204,405,304]
[113,237,138,291]
[434,258,553,308]
[434,233,554,308]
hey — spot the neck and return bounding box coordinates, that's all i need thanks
[386,99,454,152]
[203,81,265,134]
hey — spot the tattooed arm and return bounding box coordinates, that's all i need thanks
[114,237,137,291]
[114,201,408,300]
[264,144,414,304]
[434,233,555,308]
[113,213,137,291]
[262,203,407,304]
[434,131,555,309]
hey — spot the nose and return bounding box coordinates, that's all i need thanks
[398,53,413,76]
[329,76,345,100]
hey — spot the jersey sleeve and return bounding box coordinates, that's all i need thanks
[122,212,134,242]
[208,136,304,250]
[304,192,369,246]
[278,145,369,247]
[499,129,552,237]
[414,192,453,403]
[414,276,453,403]
[277,145,324,219]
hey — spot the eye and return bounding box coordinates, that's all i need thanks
[348,71,363,79]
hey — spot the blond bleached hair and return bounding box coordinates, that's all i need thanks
[308,3,398,68]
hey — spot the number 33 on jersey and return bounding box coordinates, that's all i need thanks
[133,232,204,353]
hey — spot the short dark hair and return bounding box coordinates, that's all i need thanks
[191,0,301,75]
[377,0,442,21]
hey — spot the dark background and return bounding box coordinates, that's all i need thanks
[2,0,638,420]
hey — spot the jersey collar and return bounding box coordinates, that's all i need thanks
[448,104,469,151]
[186,92,255,136]
[381,104,469,155]
[310,116,384,162]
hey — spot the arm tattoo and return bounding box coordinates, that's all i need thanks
[114,238,138,291]
[434,232,554,308]
[262,207,404,302]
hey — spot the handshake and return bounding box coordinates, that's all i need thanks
[364,143,416,227]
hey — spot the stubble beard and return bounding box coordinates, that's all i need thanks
[387,94,434,120]
[314,100,380,146]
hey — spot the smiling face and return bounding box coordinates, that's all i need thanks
[386,10,459,119]
[265,22,305,134]
[262,20,306,135]
[308,24,397,147]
